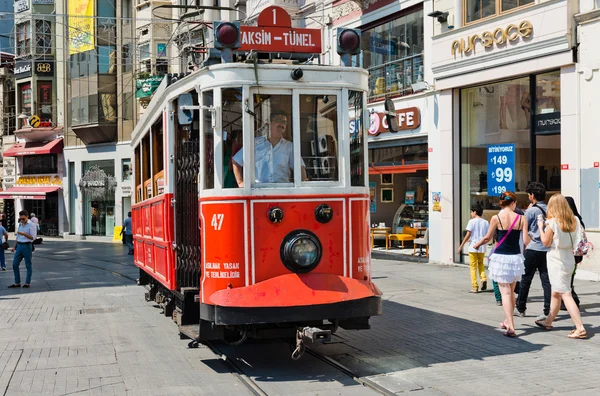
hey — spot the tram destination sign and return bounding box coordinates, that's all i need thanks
[239,6,322,54]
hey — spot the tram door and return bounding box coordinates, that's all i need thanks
[174,118,201,291]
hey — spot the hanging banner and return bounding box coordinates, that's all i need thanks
[136,76,164,99]
[69,0,95,54]
[487,144,515,196]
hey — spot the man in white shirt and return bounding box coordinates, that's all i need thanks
[9,210,37,288]
[232,112,307,186]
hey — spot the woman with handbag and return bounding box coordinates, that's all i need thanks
[474,192,526,337]
[534,194,586,339]
[564,196,584,307]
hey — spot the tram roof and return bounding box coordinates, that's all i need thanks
[131,62,368,146]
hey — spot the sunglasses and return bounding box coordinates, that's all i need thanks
[19,217,27,221]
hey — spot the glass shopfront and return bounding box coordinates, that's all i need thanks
[459,70,561,261]
[81,160,116,236]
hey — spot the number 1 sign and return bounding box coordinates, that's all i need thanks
[487,144,515,196]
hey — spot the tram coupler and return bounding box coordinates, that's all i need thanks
[301,327,332,343]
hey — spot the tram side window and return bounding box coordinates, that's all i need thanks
[202,90,215,189]
[142,134,151,199]
[222,88,243,189]
[349,91,365,187]
[134,145,141,202]
[300,94,339,182]
[233,94,302,186]
[152,121,164,195]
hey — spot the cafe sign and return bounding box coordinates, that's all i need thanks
[17,175,62,186]
[451,21,533,56]
[367,107,421,136]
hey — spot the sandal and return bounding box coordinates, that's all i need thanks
[7,284,21,288]
[568,329,587,339]
[500,322,508,330]
[535,319,553,330]
[503,330,517,338]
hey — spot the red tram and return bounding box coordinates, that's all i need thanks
[131,10,381,350]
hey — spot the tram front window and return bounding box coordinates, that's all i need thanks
[232,94,306,186]
[300,94,339,182]
[222,88,243,189]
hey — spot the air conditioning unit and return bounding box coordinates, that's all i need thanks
[320,157,330,175]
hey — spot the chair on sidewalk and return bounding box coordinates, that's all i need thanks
[388,226,417,249]
[414,228,429,257]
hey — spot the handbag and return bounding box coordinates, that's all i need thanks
[570,226,592,257]
[488,214,521,265]
[2,242,8,250]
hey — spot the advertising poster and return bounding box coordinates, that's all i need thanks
[432,192,441,212]
[69,0,95,54]
[369,182,376,213]
[487,144,515,196]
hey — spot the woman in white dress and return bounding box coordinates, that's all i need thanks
[534,194,586,339]
[474,192,527,337]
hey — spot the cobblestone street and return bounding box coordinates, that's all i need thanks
[0,240,598,395]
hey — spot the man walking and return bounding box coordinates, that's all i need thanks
[8,210,36,288]
[517,182,551,319]
[121,212,134,255]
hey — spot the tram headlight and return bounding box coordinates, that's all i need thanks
[280,230,322,273]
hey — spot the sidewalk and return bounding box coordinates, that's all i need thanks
[0,240,251,396]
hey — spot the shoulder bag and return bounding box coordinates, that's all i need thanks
[569,221,593,257]
[488,215,520,265]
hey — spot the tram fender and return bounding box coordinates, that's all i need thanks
[209,273,382,308]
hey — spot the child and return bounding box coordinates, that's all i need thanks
[458,204,489,293]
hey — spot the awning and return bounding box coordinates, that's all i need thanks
[369,163,428,175]
[3,139,64,157]
[0,186,61,200]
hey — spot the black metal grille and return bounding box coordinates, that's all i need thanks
[175,139,201,289]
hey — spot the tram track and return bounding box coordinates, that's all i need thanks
[201,339,392,396]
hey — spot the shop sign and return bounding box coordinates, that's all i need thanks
[35,61,54,76]
[121,185,132,197]
[136,76,164,99]
[16,175,62,186]
[15,0,29,13]
[534,111,560,134]
[451,21,533,56]
[14,61,32,78]
[79,165,117,199]
[367,107,421,136]
[487,144,515,196]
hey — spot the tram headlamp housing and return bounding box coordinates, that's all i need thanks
[280,230,322,273]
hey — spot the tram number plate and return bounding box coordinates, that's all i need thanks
[211,214,224,230]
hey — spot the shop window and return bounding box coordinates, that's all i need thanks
[465,0,535,23]
[368,144,428,165]
[300,94,338,183]
[203,90,214,189]
[222,88,243,189]
[38,81,52,122]
[361,9,423,102]
[458,72,561,262]
[239,94,295,186]
[23,154,58,175]
[349,90,365,187]
[16,22,31,57]
[18,83,32,127]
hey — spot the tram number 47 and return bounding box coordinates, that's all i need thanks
[211,214,225,231]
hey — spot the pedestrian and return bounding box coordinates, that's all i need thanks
[517,182,551,320]
[562,196,584,308]
[457,204,488,293]
[473,192,526,337]
[492,207,525,306]
[8,210,37,288]
[534,194,587,339]
[121,212,134,255]
[0,222,8,271]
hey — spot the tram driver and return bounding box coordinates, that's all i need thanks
[232,112,308,186]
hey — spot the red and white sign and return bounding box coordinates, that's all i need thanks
[239,6,322,54]
[368,107,421,136]
[561,164,569,170]
[594,162,599,168]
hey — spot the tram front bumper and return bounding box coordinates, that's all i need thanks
[201,273,382,326]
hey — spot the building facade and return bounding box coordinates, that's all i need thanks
[427,0,600,266]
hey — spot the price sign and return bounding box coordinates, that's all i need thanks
[487,144,515,196]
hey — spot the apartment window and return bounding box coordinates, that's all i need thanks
[16,22,31,57]
[23,155,58,175]
[35,20,52,55]
[122,0,132,24]
[38,81,52,122]
[123,92,134,120]
[361,8,424,102]
[139,43,150,60]
[122,44,132,72]
[466,0,535,23]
